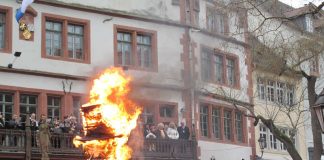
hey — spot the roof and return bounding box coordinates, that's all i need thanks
[259,0,294,17]
[284,3,318,18]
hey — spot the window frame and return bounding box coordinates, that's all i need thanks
[201,47,240,89]
[41,13,90,64]
[259,124,296,152]
[114,25,158,72]
[0,92,14,121]
[136,100,178,125]
[257,77,295,106]
[205,6,229,35]
[199,101,247,144]
[310,56,319,76]
[47,95,61,120]
[0,5,12,53]
[19,94,38,120]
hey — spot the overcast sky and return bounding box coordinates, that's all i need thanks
[279,0,322,8]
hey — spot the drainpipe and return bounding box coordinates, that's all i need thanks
[189,26,200,160]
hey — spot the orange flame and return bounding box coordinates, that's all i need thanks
[73,67,141,160]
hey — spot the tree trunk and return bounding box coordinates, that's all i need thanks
[258,116,302,160]
[308,76,323,160]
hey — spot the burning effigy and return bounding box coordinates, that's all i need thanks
[73,67,141,160]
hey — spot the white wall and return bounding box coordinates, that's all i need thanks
[198,141,252,160]
[55,0,180,22]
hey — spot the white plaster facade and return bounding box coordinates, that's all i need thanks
[247,2,315,160]
[0,0,254,159]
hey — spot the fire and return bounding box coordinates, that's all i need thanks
[73,67,141,160]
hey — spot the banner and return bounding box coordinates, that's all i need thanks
[16,0,35,23]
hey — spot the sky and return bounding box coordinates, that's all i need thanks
[279,0,322,8]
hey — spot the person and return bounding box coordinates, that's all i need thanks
[164,123,169,133]
[145,125,157,139]
[6,114,23,146]
[145,124,156,151]
[30,113,38,147]
[39,114,50,160]
[0,113,5,129]
[30,113,38,131]
[61,115,71,133]
[167,122,179,140]
[177,120,190,140]
[6,114,21,129]
[143,124,151,138]
[0,113,5,146]
[155,123,168,139]
[68,114,77,134]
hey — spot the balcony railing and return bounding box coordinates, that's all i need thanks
[0,129,197,160]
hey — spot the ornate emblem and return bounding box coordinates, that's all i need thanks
[19,21,31,40]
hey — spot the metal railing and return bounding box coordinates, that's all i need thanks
[0,129,197,160]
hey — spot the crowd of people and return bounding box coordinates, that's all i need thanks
[144,121,190,140]
[0,112,82,135]
[143,121,190,151]
[0,112,82,149]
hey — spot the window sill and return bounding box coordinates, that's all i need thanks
[202,80,240,90]
[0,48,12,54]
[199,136,248,146]
[264,149,290,155]
[42,55,90,64]
[115,65,158,72]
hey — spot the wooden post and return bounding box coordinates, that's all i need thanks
[25,113,31,160]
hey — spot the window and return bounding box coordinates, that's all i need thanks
[193,0,200,26]
[0,92,13,121]
[201,48,239,87]
[68,24,84,60]
[305,15,313,32]
[259,125,268,148]
[277,82,285,104]
[310,57,319,74]
[206,7,227,34]
[20,94,37,120]
[47,96,61,120]
[0,13,5,49]
[258,78,295,106]
[286,85,294,106]
[200,103,245,143]
[257,78,266,100]
[73,96,81,122]
[200,104,209,137]
[159,104,174,118]
[235,112,243,142]
[117,32,132,66]
[214,55,223,83]
[212,108,221,138]
[224,110,232,140]
[137,34,152,68]
[270,133,277,149]
[42,14,90,63]
[201,51,213,81]
[141,105,155,124]
[115,25,157,71]
[259,124,296,151]
[45,21,62,57]
[138,102,177,125]
[0,6,12,53]
[280,129,288,150]
[226,58,236,86]
[267,81,275,102]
